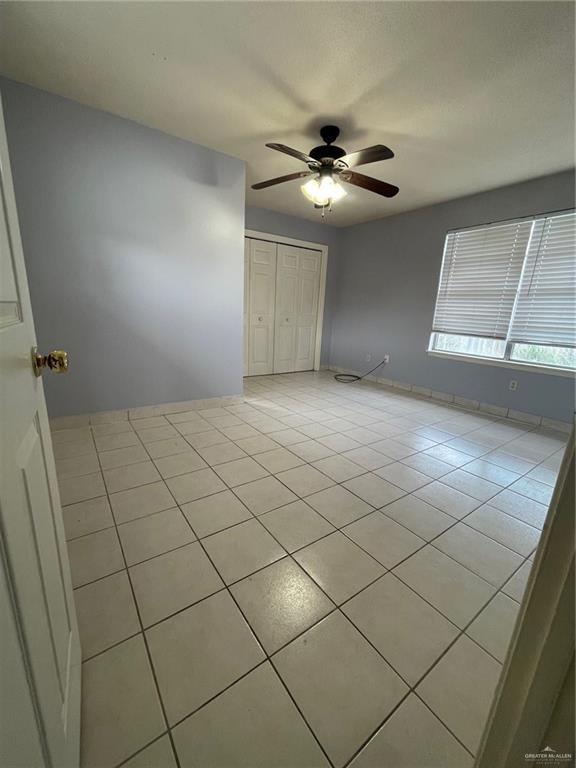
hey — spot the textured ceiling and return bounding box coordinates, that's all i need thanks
[0,1,574,227]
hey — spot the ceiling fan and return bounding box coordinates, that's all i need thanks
[251,125,399,211]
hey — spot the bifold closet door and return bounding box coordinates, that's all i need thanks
[246,238,277,375]
[274,244,322,373]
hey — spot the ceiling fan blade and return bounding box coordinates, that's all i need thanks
[251,171,313,190]
[266,143,319,165]
[337,144,394,168]
[342,171,399,198]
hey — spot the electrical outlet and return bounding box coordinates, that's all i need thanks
[365,353,372,362]
[383,354,390,364]
[509,380,518,391]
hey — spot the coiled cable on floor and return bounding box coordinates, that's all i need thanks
[334,358,388,383]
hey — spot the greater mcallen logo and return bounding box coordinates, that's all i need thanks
[524,746,574,763]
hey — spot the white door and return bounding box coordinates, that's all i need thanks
[243,239,249,376]
[246,238,277,376]
[0,97,81,767]
[274,244,321,373]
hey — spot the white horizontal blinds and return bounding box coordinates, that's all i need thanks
[509,211,576,347]
[432,219,533,339]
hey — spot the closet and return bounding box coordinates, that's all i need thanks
[244,237,323,376]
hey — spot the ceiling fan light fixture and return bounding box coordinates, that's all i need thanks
[301,175,346,206]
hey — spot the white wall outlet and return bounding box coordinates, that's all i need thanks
[365,353,372,362]
[509,380,518,391]
[383,354,390,364]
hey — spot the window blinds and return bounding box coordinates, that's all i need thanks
[432,219,534,339]
[508,211,576,348]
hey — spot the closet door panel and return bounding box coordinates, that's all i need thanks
[247,239,277,376]
[243,240,249,375]
[274,245,299,373]
[295,325,315,370]
[274,323,296,373]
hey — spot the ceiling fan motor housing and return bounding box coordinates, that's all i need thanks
[309,125,346,163]
[309,144,346,162]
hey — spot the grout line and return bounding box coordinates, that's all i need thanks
[114,733,171,768]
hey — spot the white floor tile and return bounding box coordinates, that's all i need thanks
[146,591,264,724]
[276,465,335,497]
[103,461,161,493]
[343,512,425,568]
[59,472,106,506]
[414,481,480,519]
[118,507,195,566]
[165,468,226,504]
[440,469,501,502]
[129,541,223,627]
[202,518,286,584]
[375,462,432,491]
[81,636,165,768]
[274,612,408,767]
[231,558,334,653]
[394,546,495,628]
[349,694,473,767]
[433,524,523,586]
[234,476,298,515]
[464,504,540,557]
[306,485,374,527]
[417,635,501,753]
[213,456,269,487]
[98,444,150,470]
[62,496,114,540]
[341,446,394,470]
[110,481,176,524]
[260,500,335,553]
[343,574,458,685]
[172,663,329,767]
[502,559,534,601]
[74,570,140,658]
[343,474,405,508]
[467,592,520,662]
[153,450,207,478]
[312,455,366,482]
[381,495,455,541]
[488,490,548,529]
[181,489,252,538]
[122,736,177,768]
[253,447,304,473]
[294,532,385,604]
[68,527,124,587]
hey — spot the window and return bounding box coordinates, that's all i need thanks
[429,210,576,372]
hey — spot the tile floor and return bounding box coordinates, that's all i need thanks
[52,371,568,768]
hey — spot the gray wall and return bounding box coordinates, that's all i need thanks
[245,206,339,365]
[330,170,575,422]
[2,80,245,417]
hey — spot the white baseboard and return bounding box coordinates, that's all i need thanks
[325,365,572,433]
[49,393,244,429]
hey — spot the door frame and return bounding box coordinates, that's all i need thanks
[475,427,575,766]
[245,229,328,372]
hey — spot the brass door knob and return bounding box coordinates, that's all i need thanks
[32,347,69,377]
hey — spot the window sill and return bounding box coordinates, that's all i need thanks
[427,349,576,379]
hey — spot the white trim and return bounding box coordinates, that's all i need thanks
[427,349,576,379]
[244,229,328,372]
